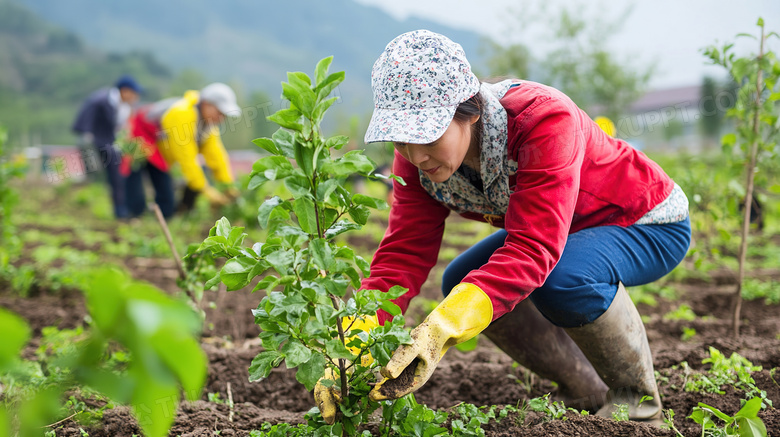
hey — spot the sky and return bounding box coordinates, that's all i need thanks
[355,0,780,90]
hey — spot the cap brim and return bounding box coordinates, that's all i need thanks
[218,102,242,118]
[364,105,456,144]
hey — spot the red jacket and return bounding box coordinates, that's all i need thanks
[119,106,169,176]
[361,82,673,325]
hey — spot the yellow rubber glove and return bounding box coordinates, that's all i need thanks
[369,283,493,401]
[202,185,231,207]
[314,314,379,424]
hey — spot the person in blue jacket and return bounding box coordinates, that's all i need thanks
[72,75,142,219]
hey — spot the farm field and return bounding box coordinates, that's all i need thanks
[2,169,780,436]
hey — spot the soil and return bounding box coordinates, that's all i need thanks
[4,213,780,436]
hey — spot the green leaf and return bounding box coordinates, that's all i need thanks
[252,138,280,155]
[227,226,246,247]
[220,256,257,291]
[734,397,763,419]
[315,56,333,86]
[321,151,375,177]
[696,403,733,423]
[0,307,30,369]
[313,97,338,121]
[215,217,232,238]
[354,255,370,277]
[296,352,328,392]
[317,179,342,205]
[316,71,346,100]
[204,273,221,290]
[315,305,336,325]
[736,416,767,437]
[272,128,296,158]
[294,138,315,178]
[284,174,311,198]
[282,341,312,368]
[349,205,369,226]
[257,196,286,229]
[379,300,402,317]
[310,238,333,270]
[352,193,388,210]
[268,108,303,131]
[146,328,208,400]
[266,248,295,276]
[325,339,356,360]
[249,351,284,381]
[252,274,278,293]
[282,82,315,118]
[386,285,408,300]
[325,135,350,151]
[129,366,180,437]
[324,220,362,239]
[293,196,318,235]
[722,133,737,148]
[251,156,295,184]
[454,335,479,352]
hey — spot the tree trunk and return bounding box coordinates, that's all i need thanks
[732,27,765,337]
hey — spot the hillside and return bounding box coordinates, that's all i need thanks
[0,1,174,145]
[15,0,487,113]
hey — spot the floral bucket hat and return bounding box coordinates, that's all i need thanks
[364,29,481,144]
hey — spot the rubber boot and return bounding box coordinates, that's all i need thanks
[563,283,663,425]
[482,298,609,412]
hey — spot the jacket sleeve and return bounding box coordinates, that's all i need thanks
[200,128,234,184]
[463,96,585,321]
[160,107,209,191]
[360,150,450,325]
[72,99,96,135]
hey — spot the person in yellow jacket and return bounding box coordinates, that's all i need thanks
[157,82,241,211]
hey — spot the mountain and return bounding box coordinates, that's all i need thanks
[0,1,174,145]
[14,0,488,114]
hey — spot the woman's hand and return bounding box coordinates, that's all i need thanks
[369,283,493,401]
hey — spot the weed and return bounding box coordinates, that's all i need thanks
[681,327,697,342]
[690,397,767,437]
[663,304,697,321]
[611,403,629,421]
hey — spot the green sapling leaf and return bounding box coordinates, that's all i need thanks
[297,352,328,391]
[293,197,318,235]
[315,56,333,87]
[310,238,333,270]
[282,341,312,368]
[249,351,284,382]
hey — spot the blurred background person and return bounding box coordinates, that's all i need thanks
[153,83,241,213]
[72,75,142,219]
[120,96,177,218]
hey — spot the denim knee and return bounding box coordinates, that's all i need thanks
[530,270,616,328]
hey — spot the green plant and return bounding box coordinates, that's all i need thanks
[663,304,697,321]
[611,403,629,422]
[690,397,767,437]
[684,347,772,409]
[0,126,26,271]
[527,394,578,422]
[681,327,698,342]
[0,268,207,437]
[196,57,411,435]
[450,403,518,437]
[662,409,685,437]
[704,18,780,336]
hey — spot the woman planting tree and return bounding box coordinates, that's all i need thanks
[315,30,691,426]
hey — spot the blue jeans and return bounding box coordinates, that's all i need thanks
[441,218,691,328]
[125,163,175,218]
[97,145,128,218]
